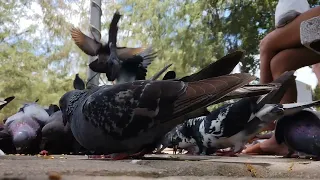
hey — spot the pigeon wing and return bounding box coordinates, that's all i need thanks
[116,47,146,60]
[0,96,15,110]
[120,46,157,80]
[179,50,244,82]
[82,73,254,139]
[71,27,101,56]
[150,64,173,80]
[108,11,121,45]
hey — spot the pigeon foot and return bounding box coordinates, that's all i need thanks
[215,150,238,157]
[39,150,49,156]
[87,154,112,159]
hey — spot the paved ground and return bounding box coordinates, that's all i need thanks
[1,153,320,180]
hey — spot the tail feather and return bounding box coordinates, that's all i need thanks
[255,70,296,111]
[150,64,173,80]
[179,50,244,82]
[171,73,255,120]
[216,84,278,103]
[0,96,15,111]
[282,100,320,115]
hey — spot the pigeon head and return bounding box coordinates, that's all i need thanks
[8,117,39,153]
[59,90,86,126]
[13,131,33,153]
[161,127,183,149]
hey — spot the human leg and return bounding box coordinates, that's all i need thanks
[259,6,320,84]
[244,47,320,155]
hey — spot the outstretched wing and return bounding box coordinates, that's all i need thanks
[70,27,102,56]
[120,46,158,80]
[116,47,146,60]
[108,11,121,45]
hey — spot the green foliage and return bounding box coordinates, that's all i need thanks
[0,0,89,119]
[313,85,320,111]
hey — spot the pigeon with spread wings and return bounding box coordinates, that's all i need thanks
[71,11,157,82]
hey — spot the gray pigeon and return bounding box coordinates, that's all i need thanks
[44,104,60,116]
[275,109,320,158]
[159,70,314,155]
[72,11,157,82]
[5,112,42,153]
[73,74,86,90]
[5,102,50,153]
[59,73,257,160]
[41,110,85,154]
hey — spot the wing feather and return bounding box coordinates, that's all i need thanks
[70,27,101,56]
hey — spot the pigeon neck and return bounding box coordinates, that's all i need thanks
[115,70,136,84]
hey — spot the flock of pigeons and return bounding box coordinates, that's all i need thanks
[1,11,320,160]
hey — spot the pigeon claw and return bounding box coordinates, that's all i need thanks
[39,150,49,156]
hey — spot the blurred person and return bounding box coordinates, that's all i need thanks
[243,4,320,155]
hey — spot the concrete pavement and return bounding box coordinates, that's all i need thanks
[0,153,319,179]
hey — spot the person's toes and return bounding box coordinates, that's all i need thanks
[242,137,289,156]
[242,142,270,155]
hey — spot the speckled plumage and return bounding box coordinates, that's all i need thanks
[160,70,299,155]
[59,73,256,156]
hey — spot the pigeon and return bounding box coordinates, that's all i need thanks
[73,74,86,90]
[275,109,320,158]
[59,72,257,160]
[15,102,50,125]
[0,96,15,111]
[41,74,95,155]
[4,102,50,154]
[149,64,173,80]
[40,110,85,154]
[160,50,278,118]
[5,112,42,154]
[44,104,60,116]
[159,70,299,155]
[0,124,15,154]
[71,11,156,81]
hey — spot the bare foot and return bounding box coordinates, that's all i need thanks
[242,134,289,155]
